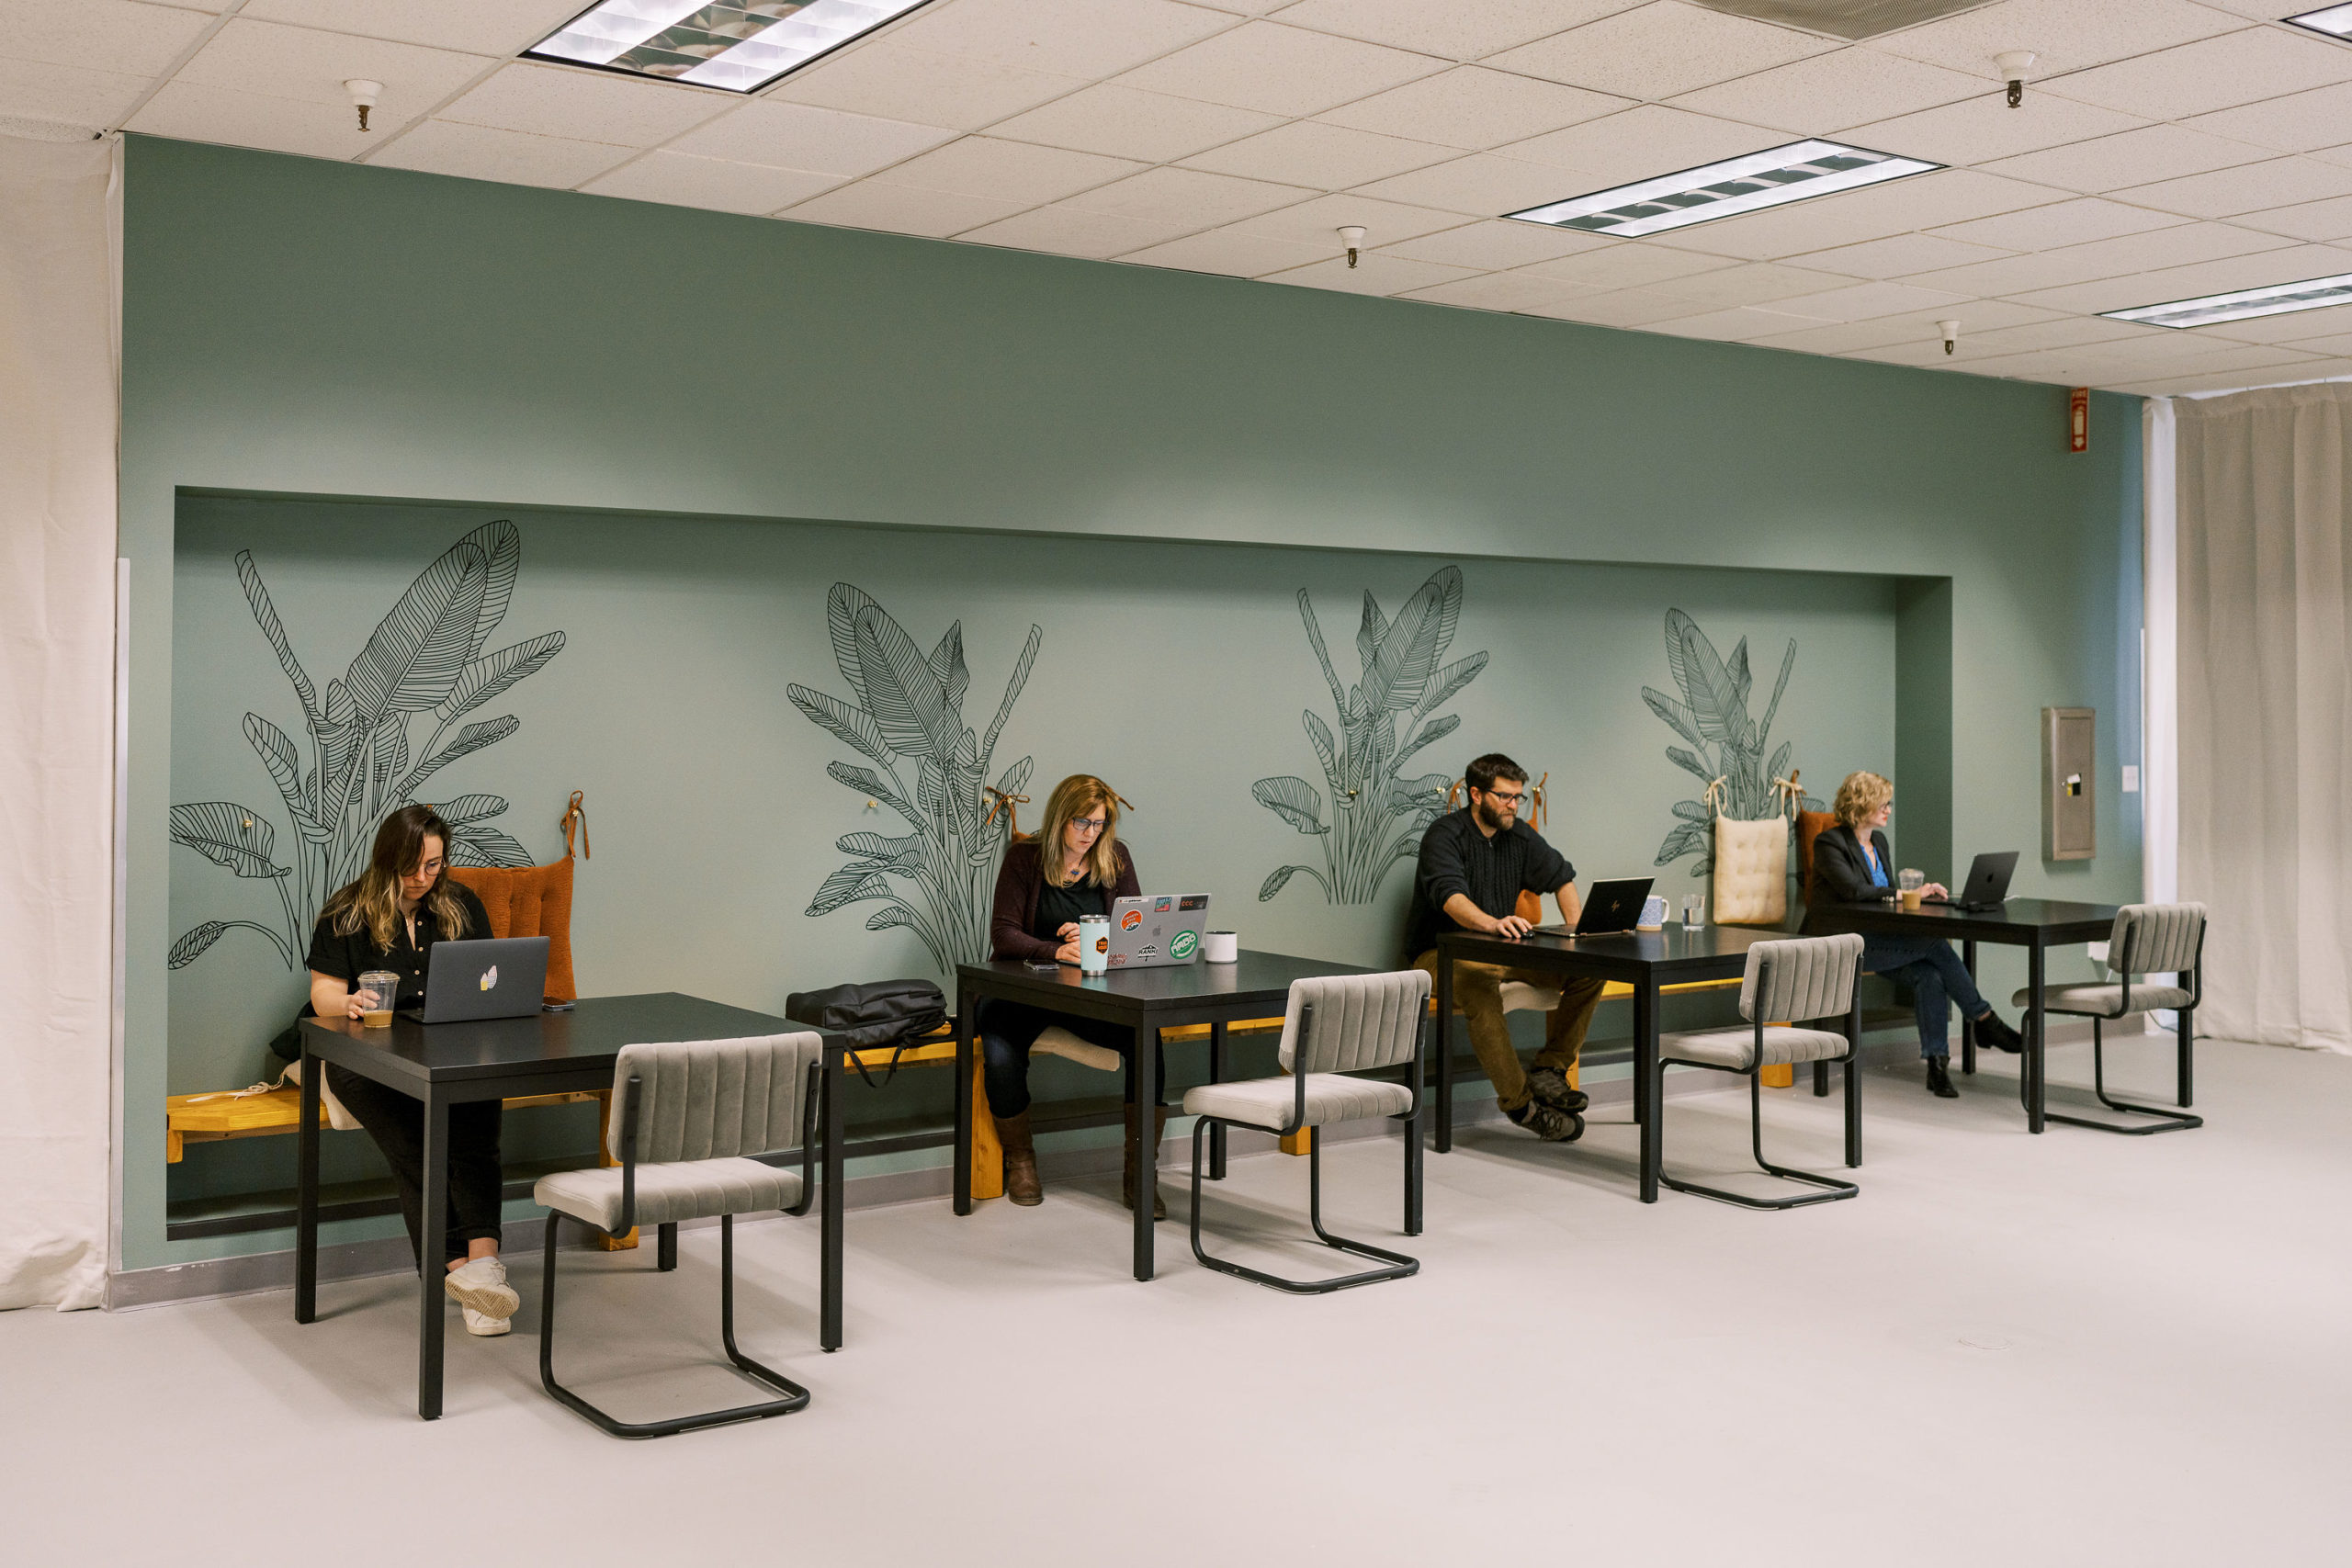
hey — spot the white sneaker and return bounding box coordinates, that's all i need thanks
[461,1306,512,1337]
[443,1256,520,1321]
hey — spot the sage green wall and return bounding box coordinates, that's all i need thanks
[122,137,2142,1271]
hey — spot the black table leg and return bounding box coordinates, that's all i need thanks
[1404,1024,1425,1236]
[1844,998,1862,1168]
[1961,939,1979,1075]
[656,1224,678,1271]
[953,979,974,1217]
[1132,1021,1156,1281]
[1207,1021,1228,1180]
[295,1047,320,1325]
[1434,953,1454,1153]
[2026,942,2046,1134]
[418,1089,448,1421]
[821,1046,843,1352]
[1636,977,1661,1203]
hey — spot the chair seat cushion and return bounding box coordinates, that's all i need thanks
[535,1156,802,1232]
[1662,1025,1848,1071]
[2014,983,2191,1016]
[1182,1073,1413,1132]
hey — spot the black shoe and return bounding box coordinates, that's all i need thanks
[1973,1011,2025,1053]
[1925,1057,1960,1098]
[1504,1099,1583,1142]
[1524,1065,1589,1115]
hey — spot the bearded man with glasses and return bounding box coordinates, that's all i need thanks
[1406,752,1603,1142]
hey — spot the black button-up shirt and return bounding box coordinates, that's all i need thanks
[305,883,492,1010]
[1403,809,1574,963]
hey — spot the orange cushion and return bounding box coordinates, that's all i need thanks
[1516,889,1544,925]
[1795,811,1836,905]
[448,860,577,1003]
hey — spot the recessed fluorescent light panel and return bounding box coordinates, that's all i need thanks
[1506,140,1940,237]
[2284,6,2352,42]
[2104,272,2352,330]
[527,1,932,93]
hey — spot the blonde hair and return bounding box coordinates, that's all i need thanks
[1025,773,1123,889]
[321,805,469,953]
[1833,771,1894,829]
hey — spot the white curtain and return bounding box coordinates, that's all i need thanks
[0,133,119,1309]
[2176,384,2352,1054]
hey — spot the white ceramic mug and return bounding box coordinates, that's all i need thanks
[1203,930,1238,963]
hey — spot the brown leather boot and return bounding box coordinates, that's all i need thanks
[999,1111,1042,1206]
[1124,1105,1170,1220]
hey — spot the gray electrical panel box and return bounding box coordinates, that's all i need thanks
[2042,707,2095,862]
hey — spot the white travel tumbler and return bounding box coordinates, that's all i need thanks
[1079,914,1110,975]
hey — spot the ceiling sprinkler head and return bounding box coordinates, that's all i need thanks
[1338,224,1366,268]
[345,78,381,132]
[1995,51,2035,108]
[1939,319,1961,355]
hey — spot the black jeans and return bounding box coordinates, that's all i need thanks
[979,999,1165,1118]
[323,1063,504,1269]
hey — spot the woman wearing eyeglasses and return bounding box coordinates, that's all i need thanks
[982,773,1161,1213]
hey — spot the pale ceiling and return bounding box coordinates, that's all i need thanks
[13,0,2352,395]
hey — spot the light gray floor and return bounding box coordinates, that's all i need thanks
[9,1036,2351,1566]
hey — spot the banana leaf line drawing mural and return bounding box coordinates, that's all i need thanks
[1643,609,1823,880]
[169,520,564,969]
[788,584,1039,976]
[1255,565,1487,905]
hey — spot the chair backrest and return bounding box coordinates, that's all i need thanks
[1280,970,1430,1075]
[2109,903,2205,976]
[1739,932,1864,1024]
[1514,889,1544,926]
[1795,810,1836,903]
[609,1032,823,1164]
[448,858,577,1003]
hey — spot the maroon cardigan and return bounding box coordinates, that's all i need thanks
[989,839,1140,962]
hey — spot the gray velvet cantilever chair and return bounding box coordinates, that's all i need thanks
[1659,931,1864,1210]
[2015,902,2206,1135]
[1182,969,1428,1294]
[534,1032,823,1438]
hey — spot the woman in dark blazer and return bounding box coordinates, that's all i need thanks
[1815,772,2024,1098]
[981,773,1165,1213]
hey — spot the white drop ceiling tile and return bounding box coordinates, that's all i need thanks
[2041,220,2293,277]
[956,203,1193,260]
[778,179,1035,239]
[1980,126,2273,194]
[1763,279,1969,323]
[1928,197,2184,252]
[1521,287,1711,327]
[1897,249,2122,298]
[774,40,1087,131]
[2116,364,2346,397]
[128,78,376,156]
[0,53,151,129]
[1351,152,1586,216]
[1753,307,2073,358]
[1113,20,1442,118]
[1274,0,1634,60]
[0,0,216,75]
[1116,226,1332,276]
[175,17,491,117]
[2114,158,2352,221]
[1376,217,1615,268]
[368,118,634,189]
[2247,329,2352,356]
[1234,191,1470,245]
[1498,105,1783,184]
[1668,50,1984,136]
[239,0,580,56]
[1065,164,1312,226]
[2044,28,2352,121]
[2233,194,2352,243]
[989,85,1280,163]
[1644,304,1830,341]
[667,101,956,177]
[1487,2,1830,102]
[1786,232,2012,280]
[891,0,1234,80]
[1843,340,1969,369]
[1951,317,2161,356]
[1182,120,1453,189]
[2194,312,2352,347]
[579,152,842,216]
[876,137,1143,205]
[1260,253,1478,297]
[1843,95,2145,170]
[1634,259,1858,307]
[1867,0,2240,81]
[2181,83,2352,156]
[1398,270,1599,313]
[1521,243,1735,289]
[1317,66,1631,151]
[436,63,729,149]
[2007,244,2352,315]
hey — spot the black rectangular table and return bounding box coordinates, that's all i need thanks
[296,992,850,1421]
[1807,897,2119,1134]
[953,950,1378,1280]
[1435,923,1824,1202]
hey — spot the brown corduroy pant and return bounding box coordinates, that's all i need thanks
[1414,951,1607,1112]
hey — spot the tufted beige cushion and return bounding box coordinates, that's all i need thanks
[1183,1075,1413,1133]
[2014,983,2193,1017]
[536,1157,803,1232]
[2110,902,2205,976]
[1712,815,1788,925]
[1663,1025,1849,1071]
[1034,1025,1121,1072]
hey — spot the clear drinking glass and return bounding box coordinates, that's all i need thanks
[1897,868,1926,911]
[1681,894,1705,931]
[356,969,399,1027]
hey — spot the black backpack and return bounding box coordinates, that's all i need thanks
[784,977,949,1087]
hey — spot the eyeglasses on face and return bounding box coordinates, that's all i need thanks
[1069,817,1108,833]
[1479,789,1523,807]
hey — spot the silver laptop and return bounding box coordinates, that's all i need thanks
[402,935,549,1023]
[1105,894,1211,970]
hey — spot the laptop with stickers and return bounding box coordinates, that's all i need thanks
[401,935,549,1023]
[1102,894,1212,970]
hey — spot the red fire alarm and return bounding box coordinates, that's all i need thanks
[2068,387,2088,453]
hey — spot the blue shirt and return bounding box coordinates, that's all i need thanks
[1862,841,1890,888]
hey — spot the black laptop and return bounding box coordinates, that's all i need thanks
[1924,852,2018,913]
[400,935,550,1023]
[1538,877,1655,937]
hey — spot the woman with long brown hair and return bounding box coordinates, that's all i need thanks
[305,805,514,1335]
[982,773,1164,1213]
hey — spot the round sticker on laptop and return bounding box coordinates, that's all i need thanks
[1170,929,1199,961]
[1120,909,1143,931]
